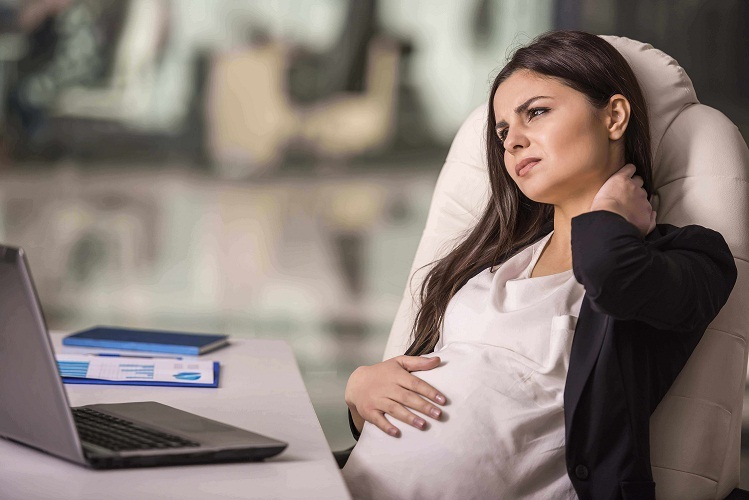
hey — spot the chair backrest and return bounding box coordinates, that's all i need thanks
[382,35,749,499]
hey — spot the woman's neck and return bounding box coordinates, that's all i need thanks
[546,201,592,264]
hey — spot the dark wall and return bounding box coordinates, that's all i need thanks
[554,0,749,138]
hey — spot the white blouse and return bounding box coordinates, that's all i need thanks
[342,230,586,499]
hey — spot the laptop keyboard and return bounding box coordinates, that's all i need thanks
[73,407,200,451]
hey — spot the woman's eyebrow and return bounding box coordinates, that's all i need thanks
[495,95,553,129]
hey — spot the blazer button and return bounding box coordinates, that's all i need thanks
[575,464,589,480]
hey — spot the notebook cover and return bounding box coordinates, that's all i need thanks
[61,362,220,388]
[62,327,229,356]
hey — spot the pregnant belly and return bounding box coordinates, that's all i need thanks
[342,342,571,500]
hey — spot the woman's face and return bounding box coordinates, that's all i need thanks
[492,69,624,209]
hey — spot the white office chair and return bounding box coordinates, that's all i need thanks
[335,35,749,499]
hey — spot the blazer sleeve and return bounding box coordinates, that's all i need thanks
[571,210,738,332]
[348,407,361,441]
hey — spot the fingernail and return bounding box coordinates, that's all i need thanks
[388,428,399,437]
[430,408,441,418]
[414,417,426,429]
[435,394,446,404]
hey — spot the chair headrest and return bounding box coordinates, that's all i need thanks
[599,36,748,247]
[599,35,699,165]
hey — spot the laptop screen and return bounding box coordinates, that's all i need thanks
[0,246,85,464]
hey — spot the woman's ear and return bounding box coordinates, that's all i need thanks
[605,94,631,141]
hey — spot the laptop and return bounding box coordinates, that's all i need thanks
[0,245,288,469]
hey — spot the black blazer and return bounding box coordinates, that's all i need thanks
[558,210,736,499]
[348,210,737,500]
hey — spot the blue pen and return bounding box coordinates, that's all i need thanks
[92,353,183,360]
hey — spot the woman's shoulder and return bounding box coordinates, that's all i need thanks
[645,222,736,277]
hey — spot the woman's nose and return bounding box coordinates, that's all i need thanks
[504,127,529,151]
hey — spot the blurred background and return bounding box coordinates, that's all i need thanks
[0,0,747,476]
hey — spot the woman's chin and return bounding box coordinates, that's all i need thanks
[520,189,556,205]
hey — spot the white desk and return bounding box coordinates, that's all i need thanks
[0,333,352,499]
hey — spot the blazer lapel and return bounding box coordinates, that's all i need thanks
[563,298,610,432]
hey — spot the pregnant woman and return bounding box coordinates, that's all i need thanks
[341,30,737,499]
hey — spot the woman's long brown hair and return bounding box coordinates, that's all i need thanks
[404,30,653,357]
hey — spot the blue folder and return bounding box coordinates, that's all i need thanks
[60,361,220,388]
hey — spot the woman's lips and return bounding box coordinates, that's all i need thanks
[517,160,540,177]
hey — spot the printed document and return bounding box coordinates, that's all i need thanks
[56,354,216,385]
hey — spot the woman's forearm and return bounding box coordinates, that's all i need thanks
[570,210,736,331]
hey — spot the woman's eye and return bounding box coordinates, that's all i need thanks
[497,108,547,145]
[528,107,548,119]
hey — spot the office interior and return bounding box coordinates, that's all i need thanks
[0,0,747,486]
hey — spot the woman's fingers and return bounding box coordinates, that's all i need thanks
[362,389,442,437]
[365,410,401,437]
[361,398,426,437]
[393,385,443,423]
[382,397,429,429]
[619,163,636,177]
[397,354,441,372]
[591,164,655,237]
[398,371,446,406]
[395,356,446,401]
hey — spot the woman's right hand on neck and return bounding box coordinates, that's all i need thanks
[589,163,657,237]
[344,355,447,437]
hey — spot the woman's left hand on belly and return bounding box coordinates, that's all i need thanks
[345,355,447,437]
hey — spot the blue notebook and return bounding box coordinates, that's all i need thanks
[63,326,229,356]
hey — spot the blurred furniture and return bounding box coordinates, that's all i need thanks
[0,15,26,135]
[53,0,168,129]
[44,0,204,162]
[206,34,401,176]
[0,2,26,156]
[296,36,400,160]
[0,332,351,499]
[205,39,298,175]
[337,35,749,499]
